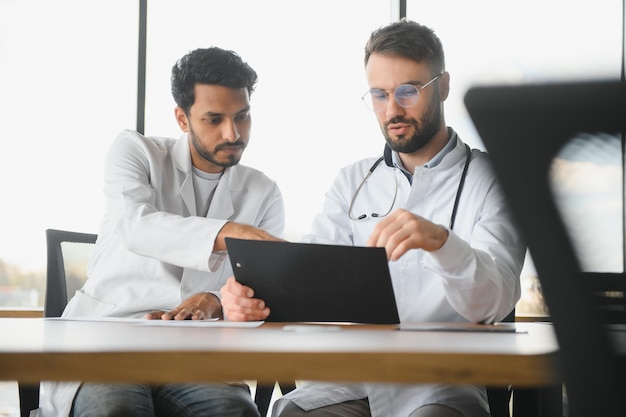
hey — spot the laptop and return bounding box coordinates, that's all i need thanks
[225,238,400,324]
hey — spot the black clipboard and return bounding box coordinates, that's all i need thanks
[225,238,400,324]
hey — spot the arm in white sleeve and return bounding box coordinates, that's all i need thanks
[424,180,526,324]
[103,131,226,271]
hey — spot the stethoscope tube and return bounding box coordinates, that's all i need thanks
[348,144,472,231]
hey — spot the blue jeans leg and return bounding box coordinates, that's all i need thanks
[154,383,259,417]
[72,383,154,417]
[71,383,259,417]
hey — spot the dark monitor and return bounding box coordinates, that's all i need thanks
[465,80,626,416]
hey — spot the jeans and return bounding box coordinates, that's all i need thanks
[71,382,260,417]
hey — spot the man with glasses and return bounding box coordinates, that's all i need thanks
[222,20,525,417]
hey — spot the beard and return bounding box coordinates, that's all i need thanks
[381,93,442,154]
[189,125,246,169]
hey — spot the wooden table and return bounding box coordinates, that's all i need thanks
[0,318,559,387]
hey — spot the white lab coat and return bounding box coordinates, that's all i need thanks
[274,130,525,417]
[34,130,285,417]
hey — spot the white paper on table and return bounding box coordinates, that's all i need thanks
[46,316,264,328]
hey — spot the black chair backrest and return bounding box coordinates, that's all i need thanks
[20,229,97,417]
[44,229,98,317]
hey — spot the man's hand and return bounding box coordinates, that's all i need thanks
[220,276,270,321]
[145,292,223,320]
[366,208,449,261]
[213,222,284,252]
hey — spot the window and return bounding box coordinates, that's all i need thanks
[0,0,623,312]
[551,133,623,272]
[0,0,137,306]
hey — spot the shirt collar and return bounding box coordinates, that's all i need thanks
[390,128,458,178]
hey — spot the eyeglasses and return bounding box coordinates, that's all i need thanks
[361,74,441,113]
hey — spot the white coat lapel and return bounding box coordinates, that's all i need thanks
[179,174,196,216]
[173,134,196,216]
[206,167,236,220]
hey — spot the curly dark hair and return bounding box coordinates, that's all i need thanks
[171,47,258,114]
[364,19,445,75]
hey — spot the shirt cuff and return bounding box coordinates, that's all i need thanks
[208,251,227,272]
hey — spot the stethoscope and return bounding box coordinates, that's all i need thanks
[348,143,472,231]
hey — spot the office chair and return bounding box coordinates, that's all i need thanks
[18,228,97,417]
[18,228,291,417]
[466,80,626,417]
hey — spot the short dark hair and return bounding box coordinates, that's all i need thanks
[364,19,445,75]
[171,47,258,114]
